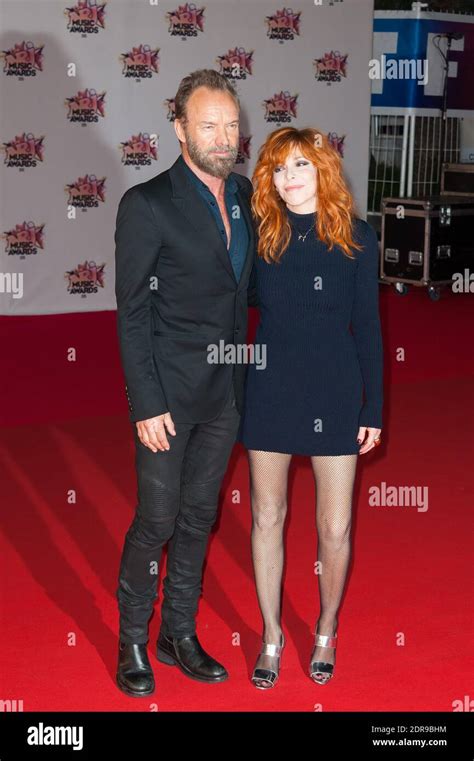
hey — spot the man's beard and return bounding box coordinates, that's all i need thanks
[185,133,238,179]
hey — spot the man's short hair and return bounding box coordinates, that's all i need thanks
[174,68,240,125]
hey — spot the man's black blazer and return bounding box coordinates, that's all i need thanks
[114,154,258,424]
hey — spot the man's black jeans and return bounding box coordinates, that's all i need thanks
[116,383,241,644]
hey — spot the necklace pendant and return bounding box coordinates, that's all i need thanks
[296,223,313,243]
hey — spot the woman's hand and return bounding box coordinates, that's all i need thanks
[357,426,382,454]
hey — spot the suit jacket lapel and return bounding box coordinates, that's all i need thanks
[168,155,255,287]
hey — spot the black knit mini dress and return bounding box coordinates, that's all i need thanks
[237,207,383,456]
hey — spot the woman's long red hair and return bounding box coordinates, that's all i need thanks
[251,127,363,262]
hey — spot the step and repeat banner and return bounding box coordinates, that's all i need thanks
[0,0,375,315]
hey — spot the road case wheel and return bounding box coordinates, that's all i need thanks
[428,286,441,301]
[394,282,409,295]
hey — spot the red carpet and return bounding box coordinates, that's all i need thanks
[1,286,473,711]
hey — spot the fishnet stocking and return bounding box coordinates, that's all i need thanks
[248,450,291,668]
[310,454,358,669]
[248,449,358,672]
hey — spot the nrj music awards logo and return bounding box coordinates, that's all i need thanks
[120,133,158,167]
[236,135,251,165]
[64,0,106,34]
[120,45,160,80]
[313,51,348,83]
[265,7,301,42]
[65,89,106,123]
[166,3,205,38]
[1,41,44,78]
[216,48,253,80]
[327,132,345,157]
[65,260,105,295]
[3,222,44,257]
[2,133,44,168]
[65,174,106,209]
[263,91,298,123]
[164,98,176,122]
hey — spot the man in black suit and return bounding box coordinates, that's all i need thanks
[114,69,258,697]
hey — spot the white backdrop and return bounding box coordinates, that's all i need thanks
[0,0,375,315]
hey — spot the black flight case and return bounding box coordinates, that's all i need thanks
[380,195,474,300]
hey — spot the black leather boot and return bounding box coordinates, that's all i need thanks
[116,641,155,697]
[156,632,228,683]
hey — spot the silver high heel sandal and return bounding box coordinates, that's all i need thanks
[309,631,337,684]
[251,632,285,689]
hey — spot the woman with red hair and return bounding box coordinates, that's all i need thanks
[238,126,383,688]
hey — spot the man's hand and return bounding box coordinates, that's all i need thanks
[136,412,176,452]
[357,426,382,454]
